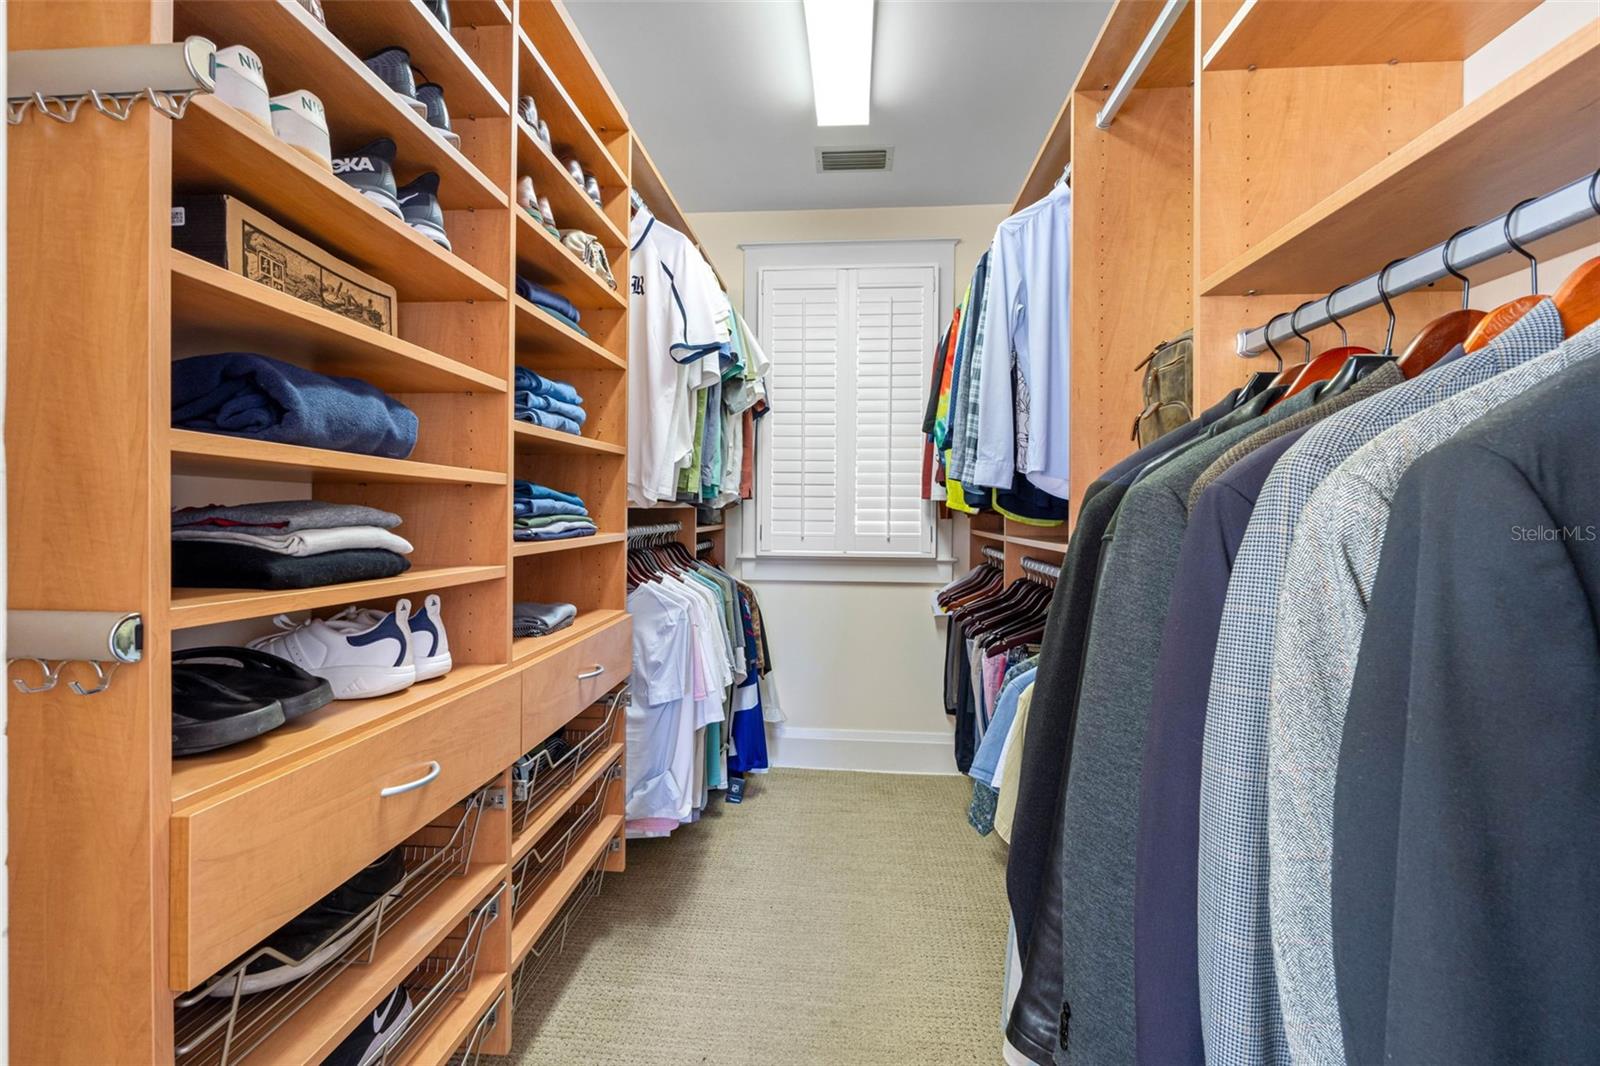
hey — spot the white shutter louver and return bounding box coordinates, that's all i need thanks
[757,264,937,559]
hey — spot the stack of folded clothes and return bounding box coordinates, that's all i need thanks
[515,275,585,336]
[172,500,412,589]
[173,352,419,459]
[513,600,578,638]
[514,366,587,435]
[512,481,596,542]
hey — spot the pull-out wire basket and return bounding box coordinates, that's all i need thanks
[445,988,506,1066]
[513,849,608,1003]
[511,763,620,918]
[510,685,627,833]
[359,881,505,1066]
[174,784,493,1066]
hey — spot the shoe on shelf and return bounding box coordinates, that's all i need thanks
[324,985,413,1066]
[584,172,603,208]
[414,82,461,149]
[203,848,407,997]
[408,593,453,681]
[538,118,552,147]
[248,600,416,700]
[363,46,428,117]
[396,172,452,252]
[517,94,539,130]
[333,137,404,220]
[269,89,332,168]
[422,0,450,32]
[171,669,285,757]
[517,175,547,224]
[538,194,558,233]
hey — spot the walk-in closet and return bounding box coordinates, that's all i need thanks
[5,1,1599,1063]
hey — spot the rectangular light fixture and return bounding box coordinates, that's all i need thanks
[803,0,874,127]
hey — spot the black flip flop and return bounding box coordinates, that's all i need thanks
[172,671,286,757]
[174,647,334,720]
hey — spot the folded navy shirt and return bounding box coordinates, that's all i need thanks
[173,353,418,459]
[515,276,581,326]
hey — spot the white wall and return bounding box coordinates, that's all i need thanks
[688,203,1010,773]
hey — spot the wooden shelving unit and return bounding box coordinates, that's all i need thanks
[1203,0,1538,70]
[8,1,633,1061]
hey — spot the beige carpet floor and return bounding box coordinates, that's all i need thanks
[489,768,1010,1066]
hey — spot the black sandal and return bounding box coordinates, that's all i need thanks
[174,646,334,720]
[172,671,286,756]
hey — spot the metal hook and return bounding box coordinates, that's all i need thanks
[1504,197,1539,293]
[1442,225,1475,310]
[1378,257,1405,357]
[1263,313,1287,372]
[12,658,62,694]
[69,660,117,696]
[1325,280,1355,348]
[1289,300,1316,363]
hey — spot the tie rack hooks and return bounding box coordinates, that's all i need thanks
[8,37,217,124]
[7,609,143,695]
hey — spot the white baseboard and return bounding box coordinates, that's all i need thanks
[767,725,960,775]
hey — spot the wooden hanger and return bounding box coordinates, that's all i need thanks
[1398,226,1485,377]
[1465,198,1545,353]
[1280,292,1375,400]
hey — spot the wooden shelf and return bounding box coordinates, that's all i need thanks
[630,132,724,287]
[172,663,505,807]
[170,429,507,486]
[174,0,505,211]
[1008,534,1070,554]
[1203,0,1539,71]
[970,529,1005,543]
[396,972,505,1066]
[696,523,724,534]
[511,608,628,665]
[1201,23,1600,297]
[1076,0,1195,92]
[321,0,510,118]
[171,564,506,629]
[513,297,625,371]
[174,96,506,303]
[513,419,626,455]
[223,864,504,1066]
[511,814,622,965]
[512,743,624,861]
[170,254,507,394]
[515,210,627,313]
[519,0,629,135]
[517,27,628,193]
[449,0,511,26]
[513,532,625,556]
[518,118,627,249]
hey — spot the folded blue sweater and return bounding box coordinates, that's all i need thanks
[173,353,418,459]
[515,276,581,326]
[514,365,583,407]
[515,391,587,424]
[514,480,586,507]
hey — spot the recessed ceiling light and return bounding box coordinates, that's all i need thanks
[802,0,874,127]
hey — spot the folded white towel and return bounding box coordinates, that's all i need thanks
[170,525,414,557]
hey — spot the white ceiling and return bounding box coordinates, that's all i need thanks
[564,0,1113,213]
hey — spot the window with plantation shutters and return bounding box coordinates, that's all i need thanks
[756,263,938,559]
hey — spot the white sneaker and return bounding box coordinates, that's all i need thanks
[249,600,416,700]
[407,593,453,681]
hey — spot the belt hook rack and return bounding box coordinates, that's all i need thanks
[8,36,216,125]
[7,610,143,695]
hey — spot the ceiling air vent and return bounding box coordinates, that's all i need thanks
[816,147,893,173]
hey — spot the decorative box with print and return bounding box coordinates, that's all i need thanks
[171,194,397,335]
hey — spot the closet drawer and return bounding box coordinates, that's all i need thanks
[521,615,632,747]
[169,673,521,990]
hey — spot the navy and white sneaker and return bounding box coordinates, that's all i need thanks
[248,600,415,700]
[333,137,404,220]
[396,172,452,252]
[363,46,428,118]
[407,594,453,681]
[414,82,460,149]
[323,985,413,1066]
[423,0,450,32]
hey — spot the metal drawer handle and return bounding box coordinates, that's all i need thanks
[577,665,605,680]
[380,760,441,798]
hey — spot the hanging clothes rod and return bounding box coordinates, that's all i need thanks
[696,540,714,553]
[1237,171,1600,356]
[627,521,683,540]
[1095,0,1190,130]
[1020,556,1060,580]
[981,545,1005,565]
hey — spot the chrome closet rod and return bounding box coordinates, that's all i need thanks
[981,545,1005,564]
[626,521,683,539]
[1095,0,1190,130]
[1237,171,1600,356]
[1020,556,1059,579]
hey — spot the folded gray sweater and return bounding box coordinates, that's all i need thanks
[172,499,402,533]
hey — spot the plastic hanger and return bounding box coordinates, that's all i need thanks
[1325,258,1403,396]
[1398,225,1485,377]
[1552,170,1600,337]
[1464,198,1545,353]
[1234,321,1282,408]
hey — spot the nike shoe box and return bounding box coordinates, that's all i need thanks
[171,194,397,335]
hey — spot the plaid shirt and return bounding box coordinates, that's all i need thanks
[1197,299,1565,1066]
[1268,315,1597,1063]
